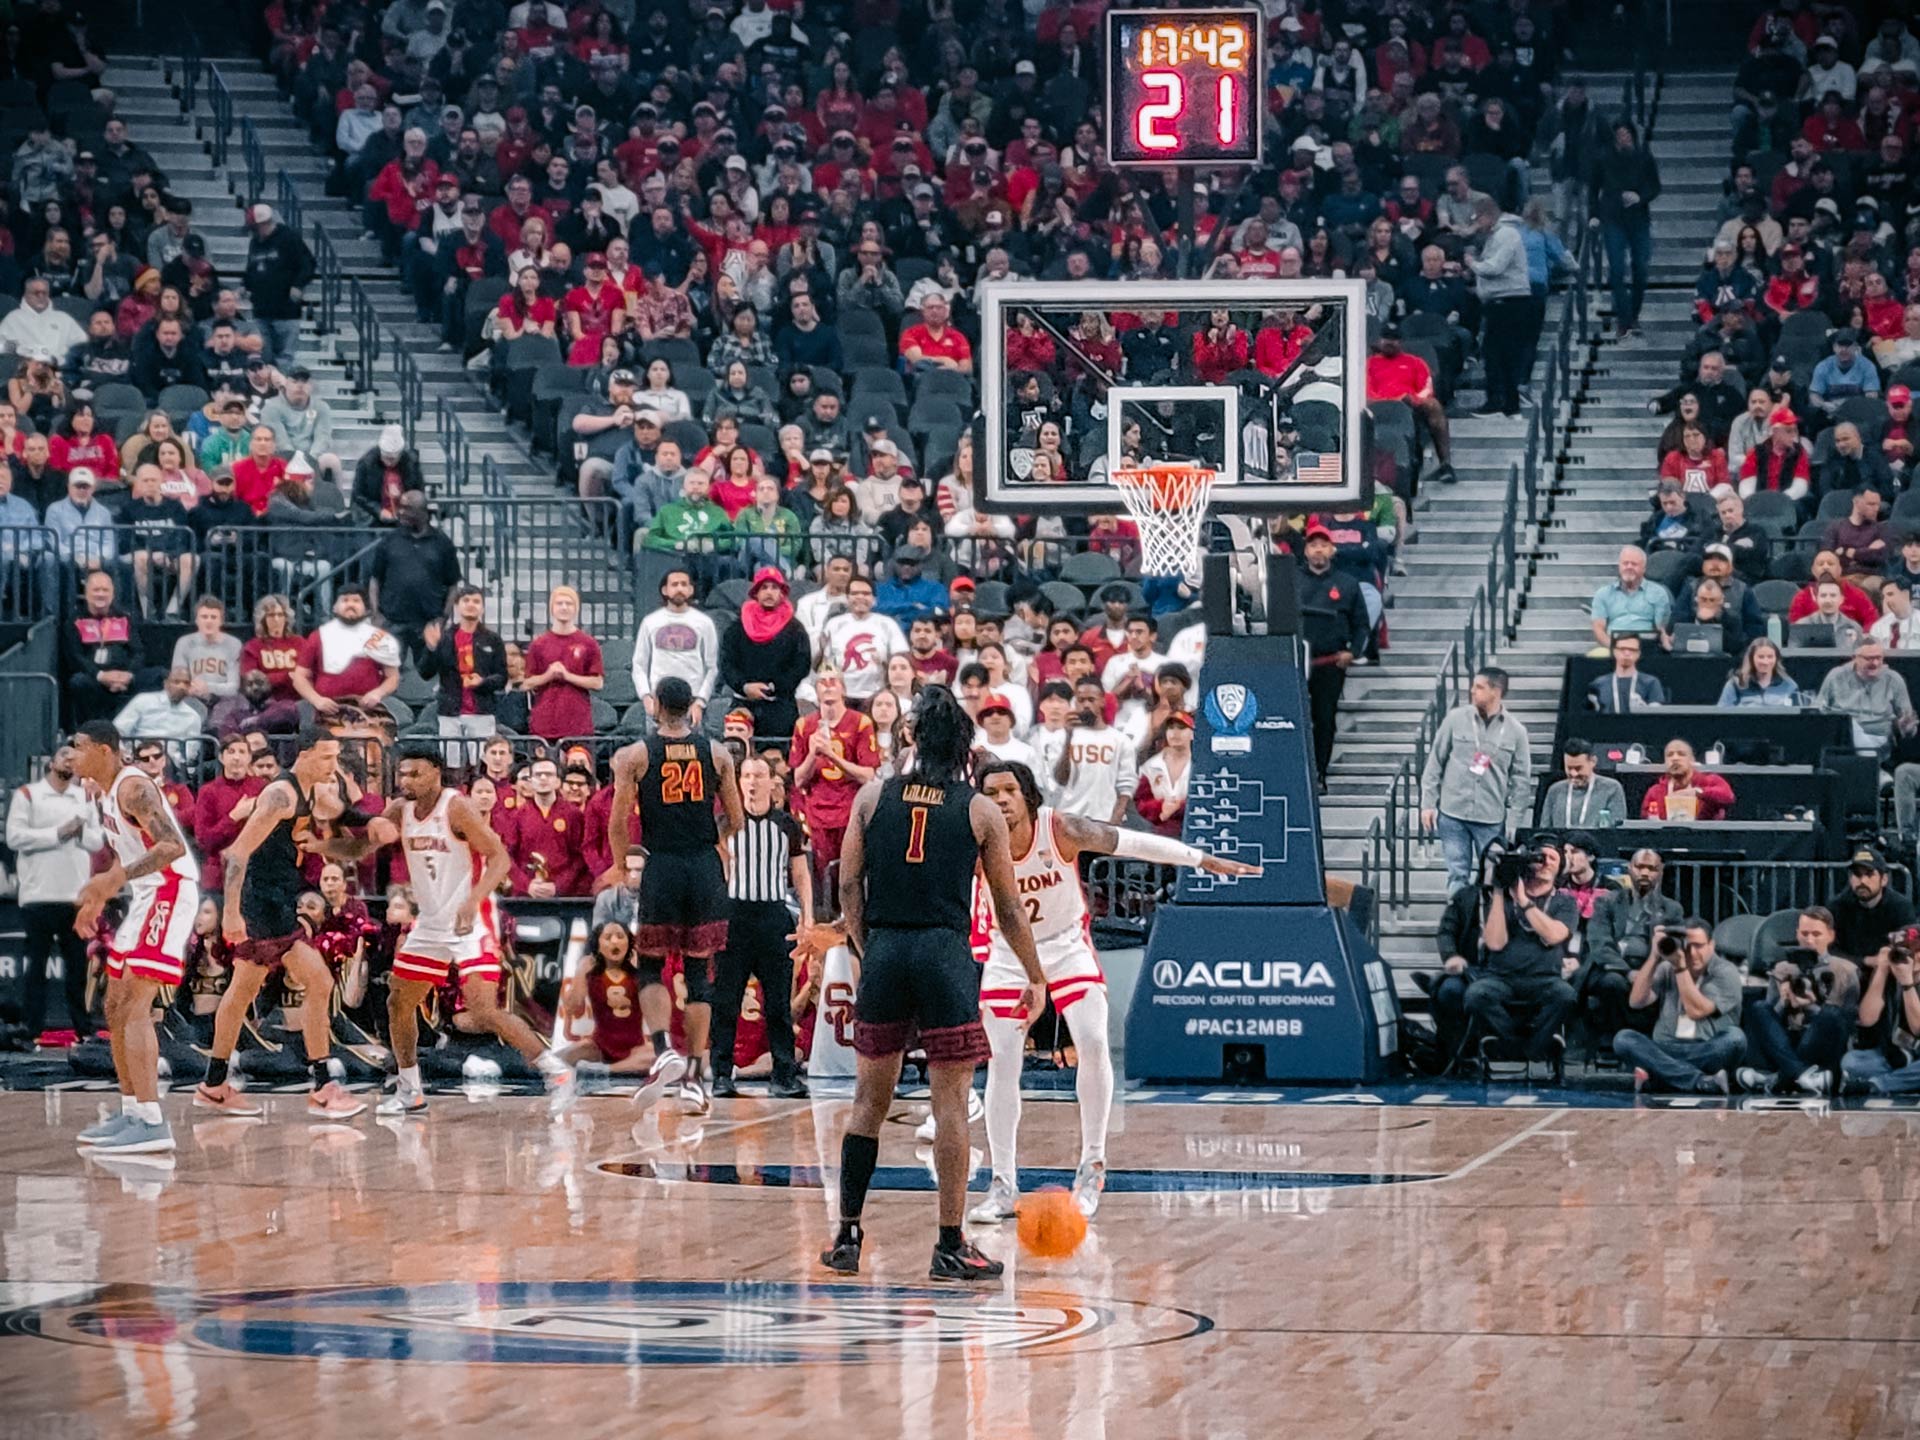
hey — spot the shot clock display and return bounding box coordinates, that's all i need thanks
[1106,8,1262,166]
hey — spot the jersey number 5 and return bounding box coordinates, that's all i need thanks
[904,805,929,863]
[659,759,706,805]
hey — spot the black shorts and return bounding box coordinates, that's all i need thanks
[637,953,714,1005]
[854,926,988,1066]
[635,849,729,957]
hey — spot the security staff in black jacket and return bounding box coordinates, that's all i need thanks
[1298,523,1370,788]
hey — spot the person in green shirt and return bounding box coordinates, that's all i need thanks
[198,395,252,472]
[644,467,735,588]
[734,473,803,574]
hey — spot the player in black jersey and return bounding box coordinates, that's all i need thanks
[822,685,1045,1282]
[607,676,744,1116]
[194,726,367,1121]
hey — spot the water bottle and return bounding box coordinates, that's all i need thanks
[1598,807,1613,827]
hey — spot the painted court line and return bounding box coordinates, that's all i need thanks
[1438,1108,1571,1184]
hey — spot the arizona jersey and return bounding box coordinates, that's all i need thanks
[974,806,1103,1016]
[401,789,481,937]
[98,766,197,891]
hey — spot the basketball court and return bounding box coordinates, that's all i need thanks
[3,1086,1915,1437]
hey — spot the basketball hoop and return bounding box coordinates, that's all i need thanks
[1110,464,1215,583]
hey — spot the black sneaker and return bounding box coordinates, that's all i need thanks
[929,1239,1003,1282]
[820,1228,863,1275]
[1433,462,1458,484]
[710,1073,739,1099]
[770,1075,811,1099]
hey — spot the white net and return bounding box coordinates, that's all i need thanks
[1111,466,1215,583]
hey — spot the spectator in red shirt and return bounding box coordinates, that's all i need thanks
[1254,306,1314,376]
[906,615,957,686]
[1364,325,1456,480]
[1641,739,1736,821]
[1659,425,1730,493]
[495,264,558,345]
[562,251,629,365]
[1005,308,1057,377]
[292,586,402,714]
[788,670,880,891]
[1738,406,1812,501]
[898,293,973,375]
[1191,308,1250,384]
[239,592,305,705]
[523,584,605,742]
[193,733,266,892]
[1079,585,1133,674]
[488,173,549,249]
[1788,548,1882,628]
[230,425,288,515]
[507,753,590,896]
[1804,91,1868,152]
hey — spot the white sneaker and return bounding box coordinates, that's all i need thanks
[967,1176,1018,1224]
[675,1074,710,1116]
[1072,1159,1107,1218]
[78,1110,136,1146]
[1736,1066,1774,1094]
[91,1117,175,1155]
[545,1066,579,1116]
[376,1088,427,1117]
[1796,1068,1830,1096]
[915,1089,985,1141]
[634,1048,688,1110]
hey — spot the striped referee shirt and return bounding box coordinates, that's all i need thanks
[729,807,810,903]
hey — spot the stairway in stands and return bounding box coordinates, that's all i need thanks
[152,54,608,639]
[1318,64,1755,984]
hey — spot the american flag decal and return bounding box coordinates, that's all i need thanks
[1294,451,1341,483]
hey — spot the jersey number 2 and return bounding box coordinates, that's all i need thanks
[659,760,706,804]
[904,806,929,863]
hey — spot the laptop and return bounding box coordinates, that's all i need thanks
[1671,622,1725,655]
[1789,621,1838,649]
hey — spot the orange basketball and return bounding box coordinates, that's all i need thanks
[1015,1187,1088,1258]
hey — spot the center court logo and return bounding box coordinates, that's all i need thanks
[9,1280,1210,1367]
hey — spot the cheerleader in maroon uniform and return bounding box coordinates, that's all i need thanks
[558,922,652,1077]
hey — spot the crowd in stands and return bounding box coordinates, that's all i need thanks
[1408,2,1920,1097]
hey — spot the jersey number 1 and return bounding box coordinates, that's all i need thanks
[904,806,928,863]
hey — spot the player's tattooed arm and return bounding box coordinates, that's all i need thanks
[118,774,189,880]
[1051,811,1120,861]
[312,799,403,863]
[1056,809,1263,877]
[712,742,745,846]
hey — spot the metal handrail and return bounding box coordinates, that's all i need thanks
[309,224,340,340]
[206,63,233,168]
[176,43,202,112]
[239,116,266,210]
[394,342,424,450]
[346,278,380,395]
[439,395,471,491]
[277,168,304,238]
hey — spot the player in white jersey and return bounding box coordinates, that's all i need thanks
[966,758,1260,1220]
[319,744,576,1115]
[69,721,198,1155]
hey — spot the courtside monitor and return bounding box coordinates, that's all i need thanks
[977,277,1370,515]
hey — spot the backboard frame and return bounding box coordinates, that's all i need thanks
[976,276,1371,515]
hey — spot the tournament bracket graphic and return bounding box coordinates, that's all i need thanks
[1125,633,1399,1083]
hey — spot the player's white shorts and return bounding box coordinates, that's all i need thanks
[107,874,199,986]
[978,928,1105,1020]
[392,904,501,987]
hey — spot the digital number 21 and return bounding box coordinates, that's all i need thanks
[1135,71,1242,151]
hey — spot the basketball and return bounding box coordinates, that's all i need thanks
[1016,1187,1088,1258]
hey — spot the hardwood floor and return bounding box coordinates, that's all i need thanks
[3,1088,1918,1439]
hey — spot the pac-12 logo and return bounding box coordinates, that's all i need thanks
[7,1280,1210,1366]
[1203,684,1257,754]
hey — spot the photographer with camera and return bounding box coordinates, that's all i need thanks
[1612,918,1745,1094]
[1841,930,1920,1096]
[1735,907,1860,1098]
[1463,838,1580,1069]
[1579,848,1681,1057]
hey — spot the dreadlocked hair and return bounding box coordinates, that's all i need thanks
[908,684,975,784]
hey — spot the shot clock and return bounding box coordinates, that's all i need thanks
[1105,8,1263,166]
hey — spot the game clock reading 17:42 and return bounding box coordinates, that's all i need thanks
[1105,8,1262,167]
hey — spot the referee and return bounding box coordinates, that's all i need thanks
[711,752,813,1098]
